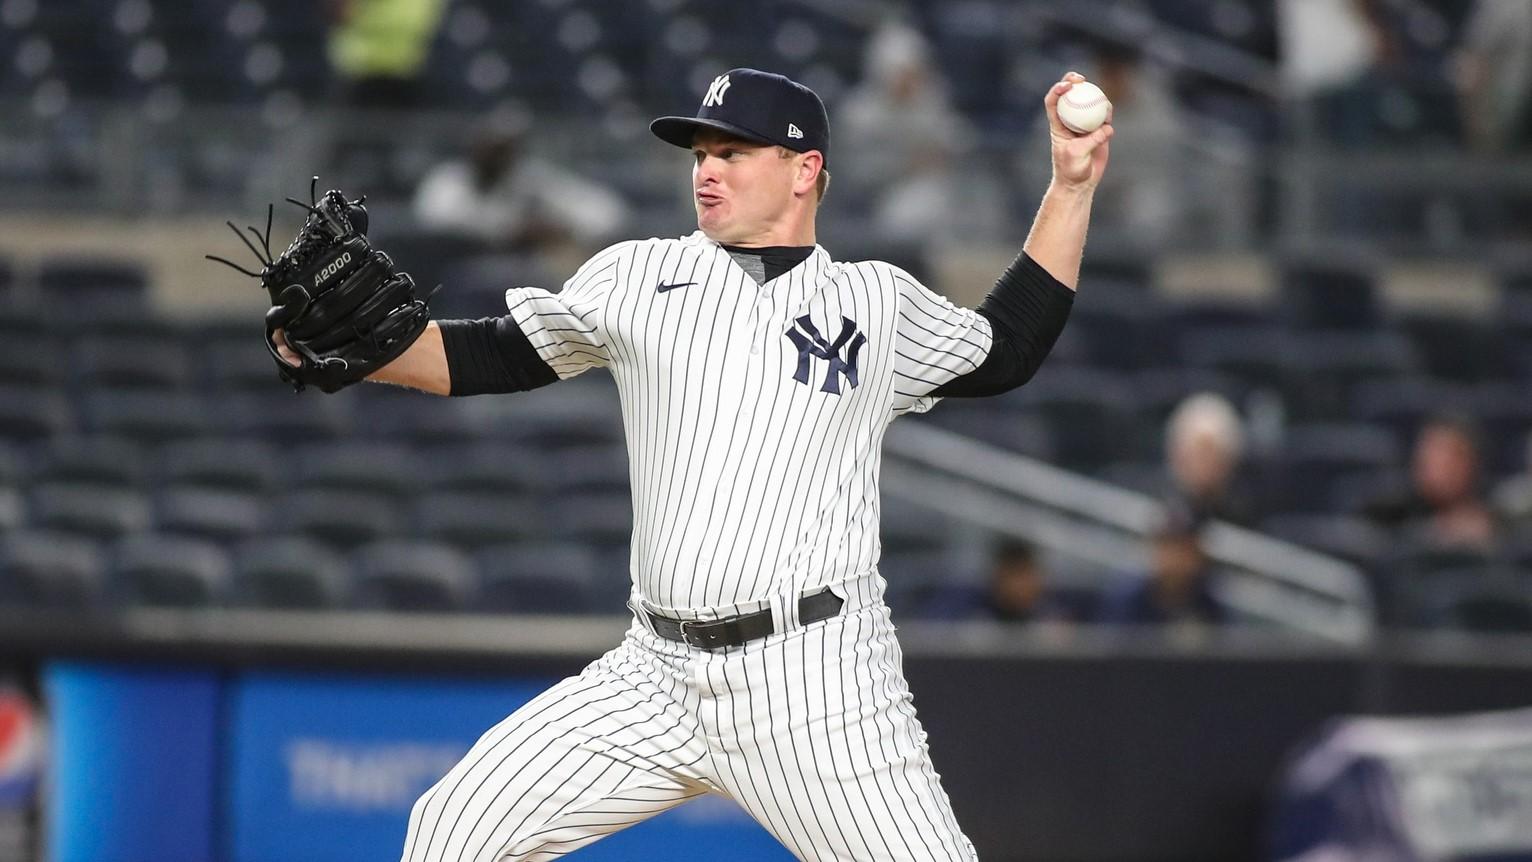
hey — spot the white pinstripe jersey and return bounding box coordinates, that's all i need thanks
[506,231,993,613]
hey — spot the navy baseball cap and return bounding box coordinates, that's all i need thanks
[651,68,830,168]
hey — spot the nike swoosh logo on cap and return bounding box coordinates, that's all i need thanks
[656,282,696,293]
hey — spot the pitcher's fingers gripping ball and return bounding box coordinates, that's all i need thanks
[206,178,434,393]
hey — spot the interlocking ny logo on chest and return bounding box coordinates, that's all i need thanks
[786,315,866,395]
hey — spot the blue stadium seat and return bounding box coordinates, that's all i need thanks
[414,490,541,550]
[550,491,632,549]
[1280,258,1381,331]
[155,486,266,544]
[234,536,350,610]
[111,533,231,607]
[0,530,104,608]
[208,337,282,391]
[156,438,278,494]
[29,482,151,541]
[420,442,542,495]
[0,385,72,440]
[37,256,147,304]
[81,389,212,442]
[549,444,630,493]
[475,542,600,614]
[272,489,400,549]
[72,335,192,390]
[1276,423,1402,514]
[0,334,66,387]
[350,387,487,444]
[353,540,477,613]
[294,441,424,498]
[221,391,350,441]
[35,435,147,488]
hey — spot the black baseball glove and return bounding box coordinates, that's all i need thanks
[207,179,433,393]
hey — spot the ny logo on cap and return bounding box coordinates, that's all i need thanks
[702,74,732,107]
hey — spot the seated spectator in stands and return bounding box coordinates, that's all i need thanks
[1454,0,1532,154]
[924,539,1074,624]
[1366,415,1498,550]
[838,21,995,244]
[1493,431,1532,526]
[1100,509,1225,627]
[327,0,447,110]
[1164,393,1258,527]
[1074,40,1194,248]
[413,115,630,254]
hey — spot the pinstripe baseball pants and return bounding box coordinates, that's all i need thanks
[399,598,977,861]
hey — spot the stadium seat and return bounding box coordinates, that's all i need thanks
[0,386,72,440]
[271,489,400,549]
[1177,325,1293,393]
[351,388,489,444]
[880,496,951,555]
[29,482,151,540]
[0,530,104,608]
[72,335,190,390]
[352,540,477,612]
[1285,332,1420,420]
[414,490,541,549]
[111,533,231,607]
[80,389,213,442]
[1258,514,1392,570]
[0,334,66,387]
[35,435,147,488]
[295,441,425,498]
[233,536,350,609]
[1280,258,1381,331]
[549,444,630,493]
[154,487,266,544]
[37,256,147,303]
[220,391,350,441]
[1007,368,1146,468]
[1399,315,1515,383]
[1275,423,1402,514]
[475,543,600,613]
[880,548,965,619]
[549,491,632,549]
[156,438,278,494]
[420,442,542,495]
[208,337,282,391]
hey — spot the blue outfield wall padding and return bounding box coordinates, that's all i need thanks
[224,671,793,862]
[43,662,222,862]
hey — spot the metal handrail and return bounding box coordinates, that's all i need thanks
[883,421,1376,643]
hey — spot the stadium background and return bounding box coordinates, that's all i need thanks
[2,0,1532,860]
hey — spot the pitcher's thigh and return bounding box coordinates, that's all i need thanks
[400,672,706,862]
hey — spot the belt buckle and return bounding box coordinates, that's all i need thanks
[678,618,723,650]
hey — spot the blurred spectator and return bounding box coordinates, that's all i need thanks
[1278,0,1459,148]
[923,539,1075,624]
[1493,431,1532,527]
[1099,508,1225,626]
[1366,415,1498,550]
[327,0,447,110]
[1164,393,1258,527]
[837,21,999,244]
[413,115,630,254]
[1454,0,1532,153]
[1076,41,1187,248]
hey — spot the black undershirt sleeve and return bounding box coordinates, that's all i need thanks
[931,251,1075,398]
[437,316,559,396]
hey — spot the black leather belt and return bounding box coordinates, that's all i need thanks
[645,588,845,650]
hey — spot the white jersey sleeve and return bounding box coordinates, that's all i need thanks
[888,266,994,416]
[503,243,626,380]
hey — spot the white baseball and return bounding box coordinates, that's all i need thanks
[1057,81,1111,134]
